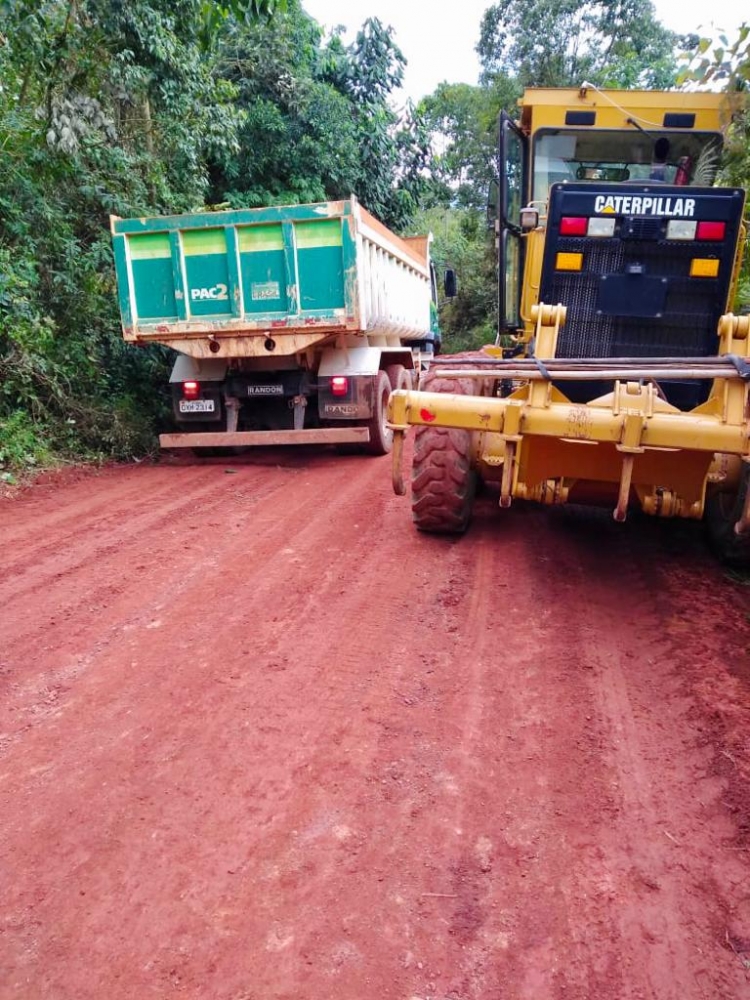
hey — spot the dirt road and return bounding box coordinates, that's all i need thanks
[1,449,750,1000]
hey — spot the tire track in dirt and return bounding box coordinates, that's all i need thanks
[0,453,373,677]
[0,462,282,606]
[518,506,750,999]
[0,464,202,551]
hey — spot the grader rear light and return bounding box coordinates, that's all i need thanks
[587,217,616,237]
[331,376,349,396]
[555,252,583,271]
[666,220,697,240]
[696,221,726,241]
[182,380,200,399]
[690,258,720,278]
[560,216,588,236]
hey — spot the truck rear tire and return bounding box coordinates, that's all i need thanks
[364,370,394,456]
[411,377,477,534]
[705,464,750,567]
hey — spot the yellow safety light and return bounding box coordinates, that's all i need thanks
[690,258,720,278]
[556,252,583,272]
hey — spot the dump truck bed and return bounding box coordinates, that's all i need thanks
[111,198,433,360]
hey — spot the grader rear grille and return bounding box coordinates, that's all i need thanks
[539,182,745,409]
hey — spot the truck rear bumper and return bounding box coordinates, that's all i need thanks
[159,428,370,448]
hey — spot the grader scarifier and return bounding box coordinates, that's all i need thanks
[388,87,750,564]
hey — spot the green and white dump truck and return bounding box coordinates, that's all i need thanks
[111,197,439,452]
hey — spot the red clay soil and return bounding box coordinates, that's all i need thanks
[1,449,750,1000]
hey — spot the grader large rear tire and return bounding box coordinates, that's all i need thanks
[411,377,477,534]
[705,463,750,568]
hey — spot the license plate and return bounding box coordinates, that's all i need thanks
[179,399,215,413]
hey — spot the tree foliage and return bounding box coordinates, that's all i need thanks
[680,23,750,91]
[418,77,520,210]
[679,24,750,310]
[412,207,499,351]
[210,8,428,228]
[477,0,679,89]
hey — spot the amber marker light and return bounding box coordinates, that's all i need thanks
[555,252,583,271]
[689,258,720,278]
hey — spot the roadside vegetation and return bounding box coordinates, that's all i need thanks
[0,0,747,477]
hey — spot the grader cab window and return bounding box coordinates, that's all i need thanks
[532,130,723,203]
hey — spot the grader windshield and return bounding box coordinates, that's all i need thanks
[532,129,723,202]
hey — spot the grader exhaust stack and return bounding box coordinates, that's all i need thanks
[387,88,750,565]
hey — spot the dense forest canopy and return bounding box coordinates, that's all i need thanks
[0,0,747,475]
[476,0,683,89]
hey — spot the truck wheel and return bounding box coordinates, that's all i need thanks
[364,370,394,456]
[385,364,413,392]
[705,464,750,567]
[411,377,477,534]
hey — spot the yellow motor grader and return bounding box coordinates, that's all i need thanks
[387,86,750,564]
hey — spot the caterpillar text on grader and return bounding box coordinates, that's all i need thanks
[387,86,750,564]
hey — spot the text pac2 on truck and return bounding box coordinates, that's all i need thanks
[387,86,750,565]
[111,197,439,454]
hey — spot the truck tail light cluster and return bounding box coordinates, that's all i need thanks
[182,380,200,399]
[331,376,349,397]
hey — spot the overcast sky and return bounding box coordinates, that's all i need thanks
[302,0,746,104]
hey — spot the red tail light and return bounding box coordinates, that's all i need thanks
[696,221,725,241]
[560,216,588,236]
[182,380,200,399]
[331,376,349,397]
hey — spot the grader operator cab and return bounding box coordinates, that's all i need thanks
[387,87,750,565]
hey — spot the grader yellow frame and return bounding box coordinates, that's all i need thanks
[387,88,750,563]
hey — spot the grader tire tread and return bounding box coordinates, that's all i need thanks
[411,376,477,534]
[705,465,750,568]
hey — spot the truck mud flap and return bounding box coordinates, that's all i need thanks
[159,428,371,448]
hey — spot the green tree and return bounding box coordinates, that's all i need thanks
[321,16,429,229]
[477,0,680,89]
[209,2,363,206]
[0,0,281,474]
[419,76,520,209]
[411,207,498,351]
[210,9,427,228]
